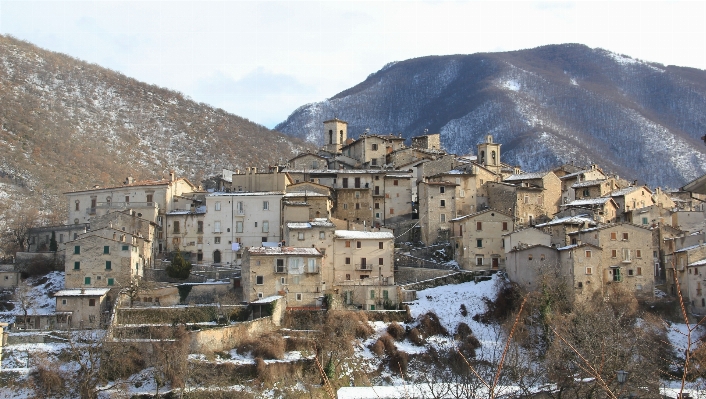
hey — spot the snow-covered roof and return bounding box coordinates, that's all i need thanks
[450,208,512,222]
[251,295,282,304]
[334,230,394,240]
[54,288,111,297]
[208,191,284,197]
[675,243,706,253]
[287,219,335,230]
[167,206,206,215]
[609,186,641,197]
[571,179,607,188]
[247,247,322,256]
[563,197,613,207]
[283,191,328,198]
[535,215,595,227]
[688,258,706,267]
[504,172,547,181]
[287,223,311,229]
[556,244,578,251]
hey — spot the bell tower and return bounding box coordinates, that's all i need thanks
[477,135,501,172]
[323,118,347,154]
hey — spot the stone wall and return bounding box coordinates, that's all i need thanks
[189,317,276,353]
[400,270,490,292]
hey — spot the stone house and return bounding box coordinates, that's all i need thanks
[687,258,706,315]
[559,197,619,224]
[535,214,597,247]
[608,186,655,222]
[557,243,605,301]
[450,209,514,270]
[284,219,337,287]
[486,182,547,227]
[505,244,562,292]
[567,223,655,298]
[671,210,706,233]
[571,178,619,201]
[556,164,607,203]
[64,234,144,290]
[0,265,19,289]
[502,171,563,217]
[225,167,289,193]
[331,230,394,283]
[502,227,552,254]
[201,191,284,266]
[426,166,498,218]
[54,288,111,329]
[64,173,199,254]
[380,173,414,226]
[340,132,406,168]
[288,152,330,170]
[283,182,334,222]
[418,180,459,245]
[668,241,706,300]
[165,207,207,263]
[27,224,89,253]
[241,247,324,308]
[411,133,441,151]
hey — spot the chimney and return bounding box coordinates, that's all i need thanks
[246,167,251,174]
[169,171,176,182]
[252,167,257,174]
[125,176,134,185]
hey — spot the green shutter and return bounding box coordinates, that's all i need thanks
[107,278,114,286]
[74,246,80,254]
[383,290,389,300]
[104,246,110,254]
[84,277,91,285]
[105,261,111,270]
[74,261,80,270]
[370,290,375,299]
[122,245,129,251]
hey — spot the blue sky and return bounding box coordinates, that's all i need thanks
[1,1,706,128]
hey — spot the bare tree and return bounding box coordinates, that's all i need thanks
[15,281,35,330]
[1,208,40,254]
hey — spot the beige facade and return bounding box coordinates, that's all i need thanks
[65,174,199,255]
[381,174,413,225]
[487,182,547,227]
[285,220,336,287]
[0,266,19,289]
[426,167,497,218]
[502,227,552,254]
[450,209,513,270]
[341,133,405,168]
[687,258,706,315]
[288,153,330,170]
[227,168,289,193]
[568,223,655,298]
[323,119,348,154]
[609,186,655,222]
[558,243,605,302]
[419,181,459,245]
[54,288,110,329]
[558,165,608,203]
[411,134,441,150]
[65,234,143,290]
[572,178,619,201]
[505,244,562,291]
[241,247,323,307]
[165,209,207,263]
[476,135,502,174]
[201,192,284,265]
[535,214,597,247]
[559,197,619,224]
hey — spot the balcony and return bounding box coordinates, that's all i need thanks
[96,201,157,210]
[356,263,372,271]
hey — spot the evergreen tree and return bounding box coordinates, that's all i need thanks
[166,250,192,280]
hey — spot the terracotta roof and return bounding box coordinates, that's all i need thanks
[65,177,197,194]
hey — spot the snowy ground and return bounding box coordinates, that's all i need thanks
[0,271,64,323]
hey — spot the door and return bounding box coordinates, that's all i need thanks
[492,258,499,269]
[213,250,221,264]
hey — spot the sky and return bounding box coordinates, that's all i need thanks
[1,1,706,128]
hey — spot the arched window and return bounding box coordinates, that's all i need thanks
[329,130,333,144]
[480,150,485,163]
[213,250,221,264]
[491,151,496,164]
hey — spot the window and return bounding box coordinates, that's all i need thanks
[343,203,348,210]
[502,222,508,231]
[375,202,380,209]
[74,261,80,270]
[62,299,67,305]
[585,267,592,275]
[379,258,384,265]
[262,221,269,233]
[440,214,446,223]
[125,195,130,204]
[393,180,398,186]
[622,232,629,241]
[440,199,446,207]
[637,267,642,276]
[476,257,483,266]
[371,158,377,166]
[75,200,80,211]
[215,201,221,211]
[354,177,361,188]
[623,249,631,261]
[477,221,482,231]
[173,221,180,234]
[296,293,303,301]
[355,203,360,210]
[628,269,634,276]
[383,290,389,300]
[360,258,367,268]
[345,240,351,248]
[528,254,533,260]
[108,278,114,286]
[104,245,110,254]
[345,274,351,280]
[319,231,326,239]
[610,232,617,240]
[585,250,592,258]
[345,257,351,264]
[263,201,269,210]
[372,143,378,151]
[85,277,91,285]
[524,195,529,204]
[89,299,96,307]
[636,250,642,258]
[276,259,285,273]
[197,221,203,233]
[357,241,362,249]
[298,232,305,240]
[642,217,649,225]
[74,245,81,254]
[370,290,375,299]
[214,237,221,244]
[105,261,111,270]
[280,277,287,285]
[611,249,617,258]
[390,208,394,214]
[379,242,384,250]
[476,239,483,248]
[256,276,264,285]
[236,221,243,233]
[613,268,621,282]
[146,194,153,203]
[355,191,360,199]
[342,178,349,188]
[236,201,244,214]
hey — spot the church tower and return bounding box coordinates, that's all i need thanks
[477,135,501,172]
[323,118,347,154]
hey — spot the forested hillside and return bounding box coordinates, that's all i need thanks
[277,44,706,188]
[0,35,311,218]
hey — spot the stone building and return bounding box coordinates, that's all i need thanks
[411,133,441,151]
[322,118,348,155]
[284,219,337,287]
[54,288,111,329]
[535,214,597,247]
[241,247,324,307]
[450,209,514,270]
[64,234,145,290]
[608,186,655,222]
[559,197,619,224]
[340,132,406,168]
[418,180,459,245]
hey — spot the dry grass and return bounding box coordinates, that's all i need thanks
[238,332,285,360]
[387,322,405,341]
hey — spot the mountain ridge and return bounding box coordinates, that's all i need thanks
[276,43,706,188]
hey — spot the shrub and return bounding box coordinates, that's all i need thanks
[460,304,468,317]
[32,364,64,396]
[387,322,405,341]
[352,312,374,338]
[389,351,409,375]
[240,333,285,360]
[378,334,397,356]
[408,327,425,346]
[455,322,472,339]
[458,335,481,359]
[369,339,385,357]
[166,250,192,280]
[418,312,448,337]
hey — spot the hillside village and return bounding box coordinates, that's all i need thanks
[2,118,706,397]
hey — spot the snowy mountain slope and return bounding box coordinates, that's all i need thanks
[0,35,312,215]
[276,44,706,188]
